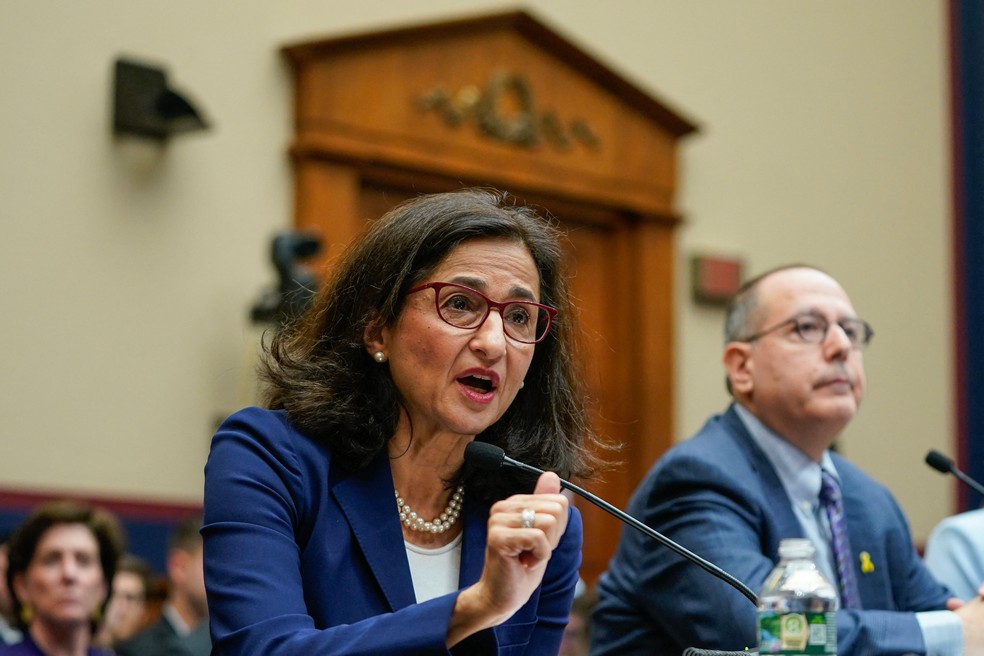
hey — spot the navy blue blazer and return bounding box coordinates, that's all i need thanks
[203,407,582,655]
[590,404,951,656]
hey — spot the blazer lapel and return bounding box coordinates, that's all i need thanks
[332,453,417,611]
[458,493,488,589]
[723,406,806,547]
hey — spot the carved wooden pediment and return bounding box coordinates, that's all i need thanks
[283,10,697,218]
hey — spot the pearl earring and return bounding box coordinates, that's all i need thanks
[373,351,387,363]
[519,381,525,389]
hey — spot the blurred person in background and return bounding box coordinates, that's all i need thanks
[924,507,984,602]
[115,516,208,656]
[92,555,154,652]
[0,537,22,646]
[1,501,125,656]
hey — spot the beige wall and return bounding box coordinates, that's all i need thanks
[0,1,955,541]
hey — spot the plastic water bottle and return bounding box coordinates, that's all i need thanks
[757,538,838,655]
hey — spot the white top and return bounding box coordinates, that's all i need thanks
[405,532,463,603]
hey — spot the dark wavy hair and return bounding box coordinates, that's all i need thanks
[261,188,601,500]
[6,500,126,631]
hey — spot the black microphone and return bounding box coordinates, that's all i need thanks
[925,449,984,497]
[464,441,758,604]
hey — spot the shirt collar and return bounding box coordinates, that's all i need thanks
[163,603,192,637]
[734,403,839,512]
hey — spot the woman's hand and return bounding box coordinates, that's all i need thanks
[447,471,569,646]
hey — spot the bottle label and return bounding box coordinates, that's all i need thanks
[758,611,836,654]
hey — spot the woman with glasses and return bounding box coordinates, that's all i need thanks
[203,189,600,655]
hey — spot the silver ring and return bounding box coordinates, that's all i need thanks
[521,507,535,529]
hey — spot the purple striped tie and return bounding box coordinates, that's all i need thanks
[819,470,862,609]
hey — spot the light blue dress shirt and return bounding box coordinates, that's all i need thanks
[924,507,984,601]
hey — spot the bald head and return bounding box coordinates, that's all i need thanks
[722,265,867,459]
[725,264,829,345]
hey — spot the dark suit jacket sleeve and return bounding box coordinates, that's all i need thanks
[203,407,581,656]
[924,509,984,601]
[590,408,945,656]
[594,441,783,654]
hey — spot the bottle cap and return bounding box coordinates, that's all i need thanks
[778,538,815,559]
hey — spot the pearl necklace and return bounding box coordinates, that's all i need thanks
[395,485,464,533]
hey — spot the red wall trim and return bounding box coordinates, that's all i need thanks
[0,487,201,522]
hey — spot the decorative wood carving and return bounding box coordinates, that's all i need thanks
[417,70,601,150]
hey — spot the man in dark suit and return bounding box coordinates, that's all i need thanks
[117,515,210,656]
[589,265,984,655]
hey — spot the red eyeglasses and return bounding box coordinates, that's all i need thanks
[408,281,557,344]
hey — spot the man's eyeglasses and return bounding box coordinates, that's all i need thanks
[408,281,557,344]
[738,311,874,350]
